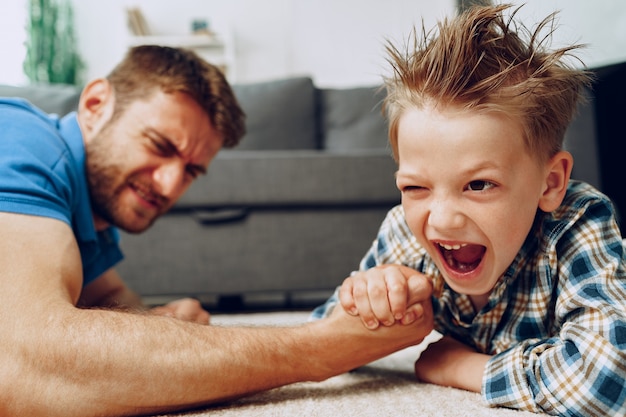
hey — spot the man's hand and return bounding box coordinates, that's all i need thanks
[150,298,211,325]
[339,264,432,329]
[414,336,490,393]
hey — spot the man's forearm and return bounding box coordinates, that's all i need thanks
[5,307,317,416]
[3,303,429,417]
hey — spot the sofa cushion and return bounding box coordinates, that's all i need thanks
[176,149,400,208]
[320,86,389,151]
[0,83,81,116]
[230,77,318,150]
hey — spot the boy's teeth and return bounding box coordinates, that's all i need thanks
[440,243,467,251]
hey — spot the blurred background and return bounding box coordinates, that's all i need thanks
[1,0,625,88]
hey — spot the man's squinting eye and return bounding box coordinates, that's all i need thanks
[185,166,203,179]
[152,138,176,156]
[466,180,495,192]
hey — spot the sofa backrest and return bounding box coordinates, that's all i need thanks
[230,77,319,150]
[228,77,390,152]
[0,83,81,116]
[318,85,389,152]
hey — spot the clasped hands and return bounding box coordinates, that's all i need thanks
[339,264,488,392]
[339,264,433,330]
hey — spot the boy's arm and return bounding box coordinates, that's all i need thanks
[415,336,490,393]
[0,212,432,417]
[482,319,626,416]
[483,245,626,417]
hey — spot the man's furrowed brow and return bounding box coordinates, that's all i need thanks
[145,128,208,175]
[146,128,178,154]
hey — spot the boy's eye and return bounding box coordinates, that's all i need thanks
[399,185,429,198]
[466,180,495,192]
[401,185,423,193]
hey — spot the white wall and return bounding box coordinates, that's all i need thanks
[508,0,626,68]
[2,1,626,88]
[70,0,455,87]
[0,0,28,85]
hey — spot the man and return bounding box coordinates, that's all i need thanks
[0,45,433,416]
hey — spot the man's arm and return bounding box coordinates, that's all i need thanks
[0,212,433,417]
[79,267,211,324]
[78,268,144,310]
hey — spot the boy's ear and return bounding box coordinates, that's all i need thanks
[538,150,574,212]
[77,78,115,139]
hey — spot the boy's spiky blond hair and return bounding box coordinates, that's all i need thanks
[383,4,593,163]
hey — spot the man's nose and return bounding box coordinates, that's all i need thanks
[154,161,185,199]
[427,196,465,230]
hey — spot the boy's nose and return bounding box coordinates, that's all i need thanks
[427,197,465,230]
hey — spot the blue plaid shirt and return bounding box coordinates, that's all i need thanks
[311,181,626,416]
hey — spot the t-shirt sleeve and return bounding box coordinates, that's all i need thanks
[0,102,77,225]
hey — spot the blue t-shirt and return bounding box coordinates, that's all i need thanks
[0,98,123,285]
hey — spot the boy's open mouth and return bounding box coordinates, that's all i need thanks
[437,243,486,273]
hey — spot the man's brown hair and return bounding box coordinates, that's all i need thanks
[383,4,593,163]
[106,45,245,148]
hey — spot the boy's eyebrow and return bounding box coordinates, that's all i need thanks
[395,161,502,178]
[395,168,419,178]
[461,161,503,176]
[146,128,208,176]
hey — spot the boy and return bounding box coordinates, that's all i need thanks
[312,4,626,416]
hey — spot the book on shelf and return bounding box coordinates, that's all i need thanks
[126,7,150,36]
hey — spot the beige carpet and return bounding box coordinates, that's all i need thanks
[155,311,544,417]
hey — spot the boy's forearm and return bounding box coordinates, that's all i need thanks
[415,336,489,393]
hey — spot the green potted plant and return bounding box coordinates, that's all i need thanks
[23,0,84,85]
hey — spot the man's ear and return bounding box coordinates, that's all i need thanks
[77,78,115,139]
[538,150,574,212]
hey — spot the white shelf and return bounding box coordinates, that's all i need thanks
[128,34,224,48]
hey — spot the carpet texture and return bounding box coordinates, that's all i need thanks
[154,311,544,417]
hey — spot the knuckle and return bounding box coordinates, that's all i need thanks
[386,281,405,294]
[353,284,368,297]
[368,284,387,298]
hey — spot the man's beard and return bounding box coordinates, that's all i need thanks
[85,132,160,234]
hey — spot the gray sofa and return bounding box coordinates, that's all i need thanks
[1,63,623,310]
[118,77,400,309]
